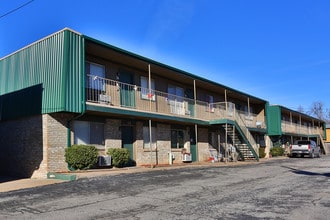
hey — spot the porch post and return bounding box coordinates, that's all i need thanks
[148,64,153,167]
[225,89,227,112]
[194,80,197,117]
[217,132,221,161]
[247,97,250,116]
[149,119,153,167]
[195,124,198,161]
[148,64,152,112]
[225,123,228,163]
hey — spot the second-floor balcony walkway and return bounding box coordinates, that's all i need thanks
[86,75,265,129]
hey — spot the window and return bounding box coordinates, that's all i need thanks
[74,121,104,145]
[207,95,214,112]
[140,76,155,101]
[86,62,105,91]
[168,85,185,115]
[171,129,184,148]
[143,126,157,148]
[244,105,253,116]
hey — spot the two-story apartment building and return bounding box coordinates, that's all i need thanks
[266,105,326,154]
[0,28,326,178]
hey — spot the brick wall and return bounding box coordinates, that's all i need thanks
[197,127,210,162]
[45,113,73,174]
[104,119,121,152]
[0,115,44,178]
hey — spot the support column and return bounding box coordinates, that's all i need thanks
[194,80,197,117]
[195,124,198,161]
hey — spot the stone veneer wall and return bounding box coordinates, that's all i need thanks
[197,127,210,162]
[135,122,194,166]
[0,115,44,178]
[45,113,73,174]
[104,119,121,151]
[135,122,170,166]
[157,123,173,165]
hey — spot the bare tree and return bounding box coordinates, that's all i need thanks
[309,101,324,120]
[297,105,305,113]
[326,109,330,124]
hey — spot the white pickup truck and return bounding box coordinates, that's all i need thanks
[290,140,321,158]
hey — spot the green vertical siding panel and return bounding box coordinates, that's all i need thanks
[0,29,84,114]
[266,105,282,136]
[63,30,85,113]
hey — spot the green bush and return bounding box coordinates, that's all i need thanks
[270,147,285,157]
[107,148,130,168]
[65,145,98,170]
[259,147,266,158]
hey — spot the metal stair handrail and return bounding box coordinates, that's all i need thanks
[229,103,259,155]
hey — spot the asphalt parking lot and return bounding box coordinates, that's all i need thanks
[1,156,329,219]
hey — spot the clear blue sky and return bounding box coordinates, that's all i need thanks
[1,0,329,112]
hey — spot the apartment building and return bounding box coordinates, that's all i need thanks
[267,105,326,154]
[0,28,325,178]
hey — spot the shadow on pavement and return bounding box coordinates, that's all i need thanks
[0,176,22,184]
[282,166,330,177]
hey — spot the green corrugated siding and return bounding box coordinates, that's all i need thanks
[0,29,84,114]
[266,104,282,136]
[63,30,85,113]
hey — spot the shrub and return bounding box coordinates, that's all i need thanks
[270,147,285,157]
[107,148,130,168]
[259,147,266,158]
[65,145,98,170]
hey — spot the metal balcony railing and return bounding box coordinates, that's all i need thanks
[281,120,324,137]
[86,75,265,128]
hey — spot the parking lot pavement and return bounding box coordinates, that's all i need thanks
[0,157,286,193]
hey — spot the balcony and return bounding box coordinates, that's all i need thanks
[86,75,265,128]
[281,120,323,137]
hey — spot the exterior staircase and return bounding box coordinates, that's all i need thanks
[319,135,328,155]
[221,124,257,161]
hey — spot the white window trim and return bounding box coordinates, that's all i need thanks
[141,76,156,101]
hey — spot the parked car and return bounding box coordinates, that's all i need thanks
[290,140,321,158]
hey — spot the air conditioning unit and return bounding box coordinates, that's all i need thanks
[182,153,192,162]
[256,121,262,128]
[98,155,111,167]
[99,94,111,104]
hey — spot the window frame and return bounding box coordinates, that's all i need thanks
[143,125,157,149]
[86,61,106,91]
[73,120,105,146]
[171,129,185,149]
[140,76,156,101]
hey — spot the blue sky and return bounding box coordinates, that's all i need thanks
[1,0,329,112]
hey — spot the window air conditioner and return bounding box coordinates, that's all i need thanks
[256,121,262,128]
[99,94,111,104]
[182,153,192,162]
[98,155,111,166]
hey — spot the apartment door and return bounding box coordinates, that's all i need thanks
[168,85,185,115]
[119,72,136,108]
[121,126,134,161]
[185,88,195,117]
[190,127,197,162]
